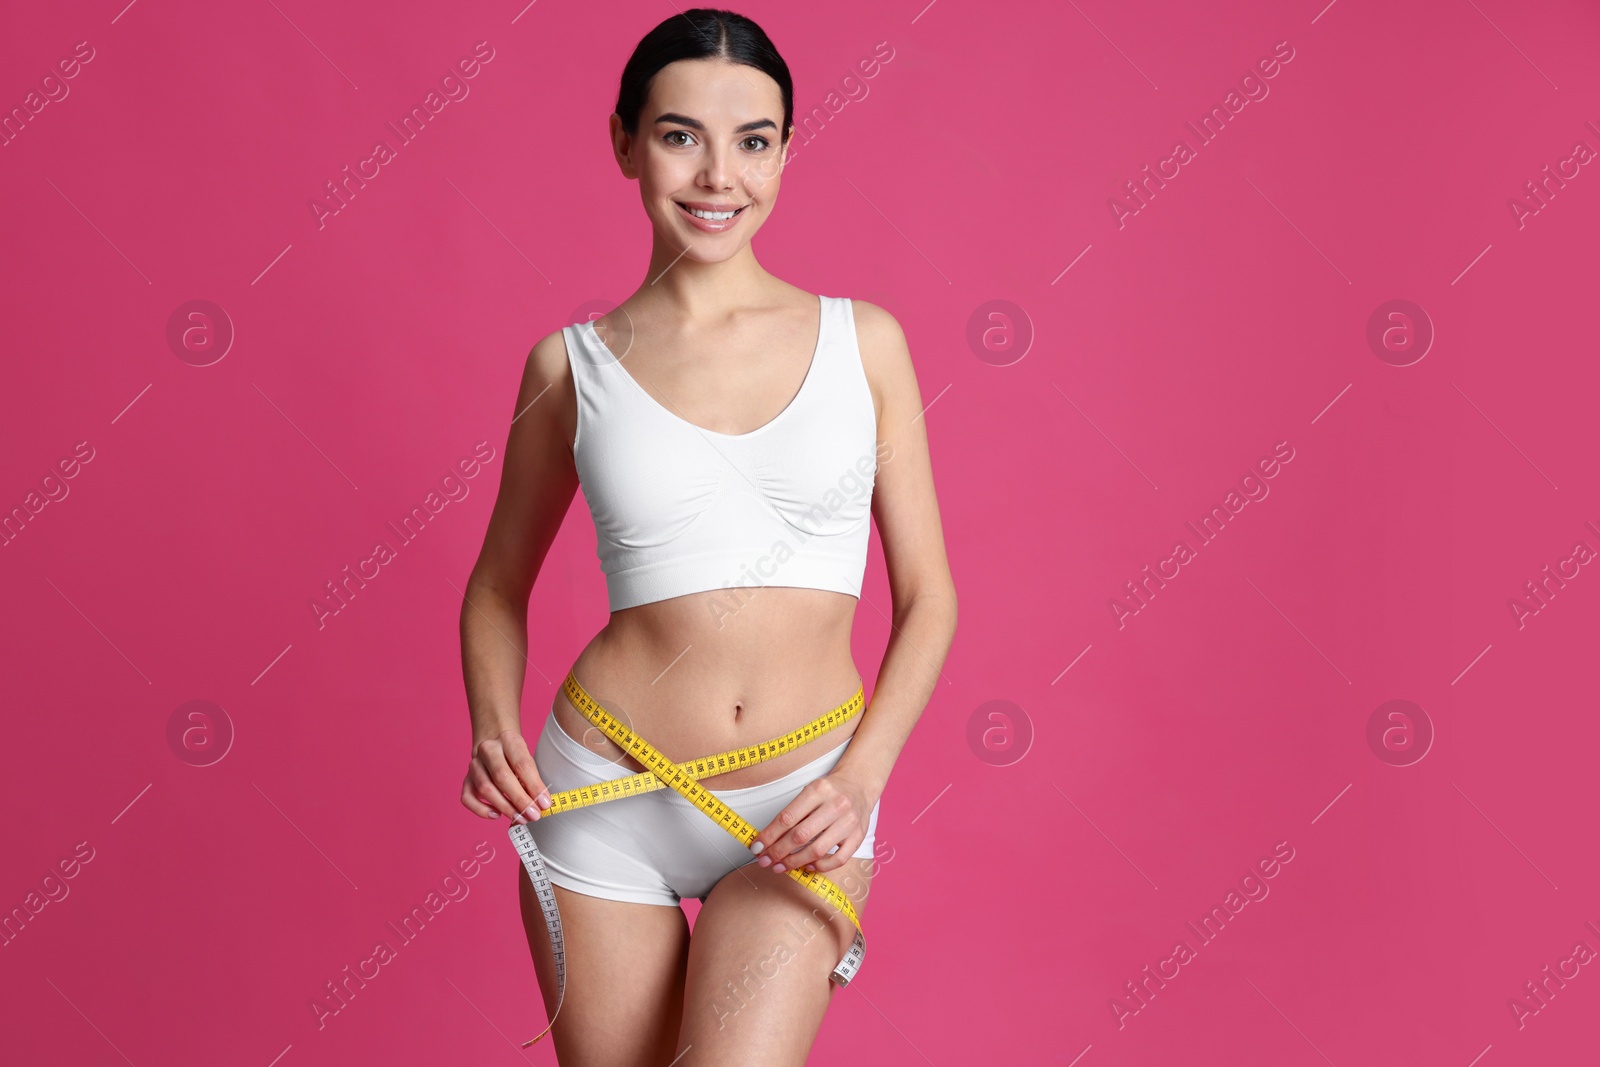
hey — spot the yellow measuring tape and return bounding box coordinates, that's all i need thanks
[508,671,870,1047]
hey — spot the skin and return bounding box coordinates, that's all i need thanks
[459,55,957,1066]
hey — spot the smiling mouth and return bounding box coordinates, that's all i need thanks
[675,202,748,221]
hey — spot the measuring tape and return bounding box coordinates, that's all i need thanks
[508,670,870,1047]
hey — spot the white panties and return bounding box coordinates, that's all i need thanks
[522,705,882,906]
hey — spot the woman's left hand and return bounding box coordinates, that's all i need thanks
[750,770,875,875]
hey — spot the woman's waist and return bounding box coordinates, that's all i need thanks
[551,637,864,789]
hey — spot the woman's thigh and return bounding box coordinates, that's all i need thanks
[674,856,876,1066]
[517,863,692,1066]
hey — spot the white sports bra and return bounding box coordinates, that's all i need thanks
[562,294,878,613]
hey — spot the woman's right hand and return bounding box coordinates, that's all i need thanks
[462,728,553,824]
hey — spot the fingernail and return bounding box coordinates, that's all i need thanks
[750,841,764,855]
[757,856,771,867]
[772,863,786,873]
[512,813,527,825]
[521,804,541,822]
[536,791,552,810]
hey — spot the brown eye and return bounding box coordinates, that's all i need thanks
[665,130,693,147]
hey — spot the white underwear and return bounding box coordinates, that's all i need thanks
[522,705,882,906]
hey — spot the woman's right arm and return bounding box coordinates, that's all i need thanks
[458,330,580,825]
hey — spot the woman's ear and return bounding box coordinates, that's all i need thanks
[610,112,639,179]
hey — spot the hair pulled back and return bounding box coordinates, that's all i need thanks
[615,8,794,145]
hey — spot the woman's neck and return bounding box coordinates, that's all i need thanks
[635,236,775,324]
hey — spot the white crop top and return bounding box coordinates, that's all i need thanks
[562,293,878,612]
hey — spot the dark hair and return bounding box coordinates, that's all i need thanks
[615,8,794,146]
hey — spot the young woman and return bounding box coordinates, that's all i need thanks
[457,9,956,1065]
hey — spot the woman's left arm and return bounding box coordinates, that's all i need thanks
[829,299,959,804]
[751,300,958,875]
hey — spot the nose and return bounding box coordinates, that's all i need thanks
[698,142,734,190]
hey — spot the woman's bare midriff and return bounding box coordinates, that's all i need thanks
[549,586,865,790]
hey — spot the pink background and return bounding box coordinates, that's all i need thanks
[4,0,1599,1063]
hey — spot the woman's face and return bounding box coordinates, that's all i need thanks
[615,58,789,263]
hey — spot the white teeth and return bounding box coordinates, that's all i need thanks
[684,205,740,220]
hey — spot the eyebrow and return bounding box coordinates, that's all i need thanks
[653,112,778,135]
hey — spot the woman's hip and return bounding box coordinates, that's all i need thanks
[526,705,881,902]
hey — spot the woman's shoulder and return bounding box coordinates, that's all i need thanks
[508,326,579,452]
[845,297,903,340]
[840,298,912,427]
[787,282,901,353]
[844,298,909,372]
[525,325,575,385]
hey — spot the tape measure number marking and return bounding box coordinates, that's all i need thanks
[510,672,869,1047]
